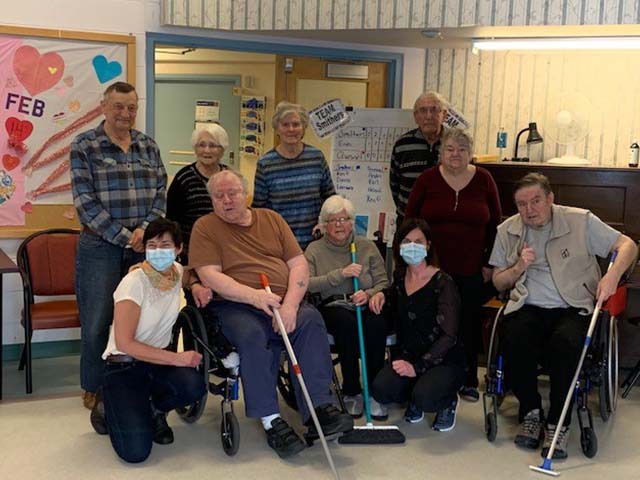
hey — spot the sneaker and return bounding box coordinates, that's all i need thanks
[432,395,459,432]
[459,386,480,402]
[541,424,570,460]
[306,403,354,437]
[369,397,388,421]
[89,388,108,435]
[83,390,97,410]
[404,402,424,424]
[152,412,174,445]
[515,409,544,450]
[266,417,306,458]
[343,394,364,418]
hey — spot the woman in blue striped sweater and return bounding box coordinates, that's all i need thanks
[252,102,335,249]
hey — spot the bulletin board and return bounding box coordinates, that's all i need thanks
[0,25,135,238]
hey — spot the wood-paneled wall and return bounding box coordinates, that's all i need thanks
[162,0,640,30]
[425,48,640,166]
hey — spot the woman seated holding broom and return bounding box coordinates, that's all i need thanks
[369,217,465,432]
[304,194,389,420]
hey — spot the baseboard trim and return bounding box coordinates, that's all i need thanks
[2,340,80,362]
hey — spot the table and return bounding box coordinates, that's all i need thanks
[0,248,20,400]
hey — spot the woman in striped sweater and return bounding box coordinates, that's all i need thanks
[252,102,335,249]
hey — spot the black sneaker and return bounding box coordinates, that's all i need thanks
[515,409,544,450]
[432,395,459,432]
[152,412,174,445]
[404,402,424,424]
[458,386,480,402]
[266,418,306,458]
[90,387,108,435]
[306,404,354,437]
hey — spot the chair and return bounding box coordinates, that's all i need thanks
[17,228,80,394]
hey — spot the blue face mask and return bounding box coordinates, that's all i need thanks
[146,248,176,272]
[400,242,428,265]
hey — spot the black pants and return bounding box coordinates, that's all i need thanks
[321,305,387,397]
[371,362,465,413]
[452,273,494,388]
[502,305,588,426]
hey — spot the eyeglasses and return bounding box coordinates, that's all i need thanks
[196,142,223,149]
[110,103,138,113]
[415,106,442,116]
[326,217,352,225]
[212,189,244,200]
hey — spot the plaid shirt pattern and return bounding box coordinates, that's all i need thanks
[70,121,167,247]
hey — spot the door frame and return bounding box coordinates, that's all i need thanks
[154,73,241,171]
[145,32,403,137]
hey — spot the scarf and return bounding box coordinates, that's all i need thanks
[130,260,181,291]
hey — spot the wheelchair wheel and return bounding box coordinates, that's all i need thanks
[485,412,497,442]
[607,315,619,413]
[598,315,619,422]
[173,306,210,423]
[220,411,240,456]
[277,352,298,411]
[580,427,598,458]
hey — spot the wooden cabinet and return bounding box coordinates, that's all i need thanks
[481,162,640,241]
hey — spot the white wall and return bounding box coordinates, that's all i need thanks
[1,0,424,346]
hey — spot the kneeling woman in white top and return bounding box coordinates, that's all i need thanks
[91,218,207,463]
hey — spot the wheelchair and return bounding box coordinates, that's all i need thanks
[482,282,627,458]
[169,305,240,456]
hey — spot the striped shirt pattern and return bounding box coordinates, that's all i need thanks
[166,162,228,264]
[389,127,444,219]
[252,144,335,249]
[70,121,167,247]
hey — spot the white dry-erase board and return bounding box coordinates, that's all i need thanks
[330,108,414,243]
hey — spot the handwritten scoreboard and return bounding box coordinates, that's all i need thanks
[330,108,415,242]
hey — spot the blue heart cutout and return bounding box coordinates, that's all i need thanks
[92,55,123,84]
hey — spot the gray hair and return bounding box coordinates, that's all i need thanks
[513,172,552,197]
[206,169,249,197]
[191,123,230,150]
[272,101,309,130]
[440,128,474,156]
[318,195,355,233]
[413,90,448,112]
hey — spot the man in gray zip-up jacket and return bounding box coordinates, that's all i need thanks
[488,172,637,459]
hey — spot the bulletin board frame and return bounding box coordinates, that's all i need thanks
[0,24,135,238]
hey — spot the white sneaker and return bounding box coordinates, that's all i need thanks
[343,394,363,418]
[369,397,388,421]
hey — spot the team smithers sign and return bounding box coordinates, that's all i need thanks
[309,98,352,139]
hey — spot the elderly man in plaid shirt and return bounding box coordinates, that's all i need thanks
[70,81,167,410]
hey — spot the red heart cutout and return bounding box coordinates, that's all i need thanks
[13,45,64,96]
[2,154,20,171]
[5,117,34,142]
[21,202,33,213]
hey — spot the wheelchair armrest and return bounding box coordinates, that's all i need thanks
[603,284,627,317]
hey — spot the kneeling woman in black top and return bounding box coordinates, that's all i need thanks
[369,218,465,432]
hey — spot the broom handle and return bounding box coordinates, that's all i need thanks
[350,243,373,425]
[260,274,340,480]
[543,251,617,462]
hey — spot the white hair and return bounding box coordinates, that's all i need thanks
[190,123,229,150]
[206,169,249,197]
[318,195,355,233]
[413,90,449,112]
[272,101,309,130]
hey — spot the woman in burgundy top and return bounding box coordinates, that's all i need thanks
[405,128,502,401]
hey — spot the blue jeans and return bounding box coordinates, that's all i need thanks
[75,233,144,392]
[103,361,206,463]
[212,300,334,423]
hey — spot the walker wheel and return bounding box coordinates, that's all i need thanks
[221,412,240,456]
[485,412,497,442]
[580,427,598,458]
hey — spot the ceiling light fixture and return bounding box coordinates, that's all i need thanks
[472,36,640,51]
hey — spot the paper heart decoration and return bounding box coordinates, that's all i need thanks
[63,75,74,87]
[2,154,20,171]
[5,117,34,142]
[5,78,17,88]
[21,202,33,213]
[92,55,122,84]
[68,100,81,112]
[63,209,76,220]
[55,86,67,97]
[13,45,65,96]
